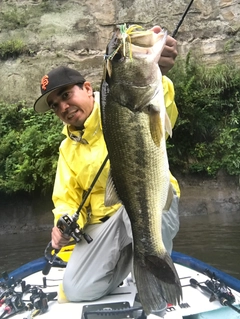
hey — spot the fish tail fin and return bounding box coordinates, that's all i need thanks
[134,252,182,315]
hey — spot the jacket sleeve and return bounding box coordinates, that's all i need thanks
[162,75,178,132]
[52,146,88,228]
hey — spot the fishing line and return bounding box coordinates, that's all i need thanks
[172,0,194,38]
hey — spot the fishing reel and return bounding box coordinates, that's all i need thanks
[204,270,235,305]
[43,212,93,276]
[25,287,57,314]
[57,213,93,244]
[28,287,48,313]
[190,269,240,315]
[7,294,25,312]
[0,276,29,318]
[0,293,25,318]
[43,213,93,276]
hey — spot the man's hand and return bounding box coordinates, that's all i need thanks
[152,26,178,75]
[51,226,71,250]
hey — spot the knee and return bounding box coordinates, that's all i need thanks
[63,279,108,302]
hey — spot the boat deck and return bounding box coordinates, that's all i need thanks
[2,263,240,319]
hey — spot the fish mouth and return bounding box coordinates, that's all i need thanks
[105,24,167,69]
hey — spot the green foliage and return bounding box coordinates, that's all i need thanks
[1,9,29,29]
[1,55,240,195]
[0,39,27,59]
[167,53,240,176]
[0,103,64,194]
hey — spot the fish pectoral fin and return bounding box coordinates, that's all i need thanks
[104,170,122,206]
[163,183,174,212]
[149,108,163,147]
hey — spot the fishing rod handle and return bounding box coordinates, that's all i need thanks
[44,241,60,257]
[219,297,240,314]
[224,301,240,314]
[42,242,60,276]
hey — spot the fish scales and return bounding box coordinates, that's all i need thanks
[103,107,166,238]
[100,24,182,315]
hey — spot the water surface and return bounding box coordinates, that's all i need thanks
[0,213,239,280]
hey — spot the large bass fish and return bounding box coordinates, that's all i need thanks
[100,24,182,314]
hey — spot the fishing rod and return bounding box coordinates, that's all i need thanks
[42,155,109,276]
[190,269,240,314]
[172,0,194,38]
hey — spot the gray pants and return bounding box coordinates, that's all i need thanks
[63,192,179,301]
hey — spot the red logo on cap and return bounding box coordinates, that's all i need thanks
[41,75,49,90]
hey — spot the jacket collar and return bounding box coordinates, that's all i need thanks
[63,96,102,145]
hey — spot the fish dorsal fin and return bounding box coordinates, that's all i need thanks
[163,183,174,212]
[104,170,122,207]
[149,108,163,147]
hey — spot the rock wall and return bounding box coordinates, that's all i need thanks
[176,171,240,216]
[0,172,239,234]
[0,0,239,105]
[0,193,53,234]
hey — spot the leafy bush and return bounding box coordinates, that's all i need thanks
[0,39,27,59]
[1,10,29,30]
[167,53,240,176]
[0,103,64,194]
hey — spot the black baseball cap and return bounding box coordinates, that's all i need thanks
[34,66,86,113]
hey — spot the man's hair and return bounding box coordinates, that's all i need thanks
[76,83,84,89]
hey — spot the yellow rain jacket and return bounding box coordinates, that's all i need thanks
[53,76,180,261]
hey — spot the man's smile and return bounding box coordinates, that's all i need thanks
[67,109,79,120]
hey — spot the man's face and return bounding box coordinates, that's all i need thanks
[47,82,94,128]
